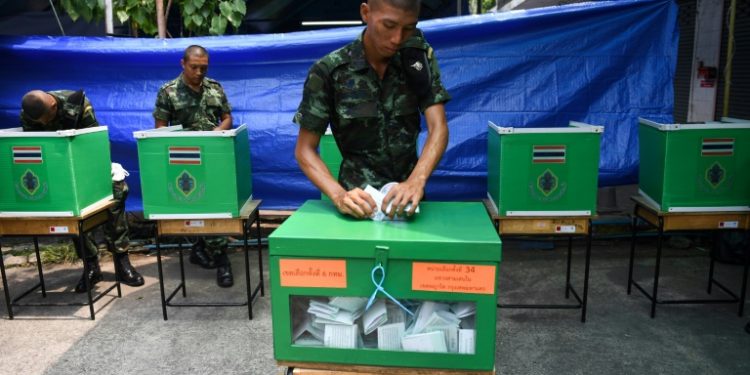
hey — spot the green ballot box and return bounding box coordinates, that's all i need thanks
[0,127,112,217]
[269,200,502,371]
[638,117,750,212]
[486,121,603,217]
[134,125,252,219]
[319,128,342,200]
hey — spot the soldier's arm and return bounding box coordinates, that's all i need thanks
[383,104,448,218]
[383,44,450,218]
[295,127,376,219]
[294,63,375,218]
[214,112,232,131]
[213,84,233,131]
[153,87,172,128]
[78,97,99,128]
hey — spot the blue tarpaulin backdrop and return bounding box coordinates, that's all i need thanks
[0,0,678,210]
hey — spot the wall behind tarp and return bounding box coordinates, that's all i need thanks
[0,0,678,210]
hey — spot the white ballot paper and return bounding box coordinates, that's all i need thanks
[450,302,476,318]
[324,324,359,349]
[293,314,325,342]
[458,329,476,354]
[411,301,450,334]
[364,182,420,221]
[377,322,405,351]
[329,296,368,312]
[363,299,388,335]
[401,331,448,353]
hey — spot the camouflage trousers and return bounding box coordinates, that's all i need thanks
[200,236,228,256]
[74,181,130,259]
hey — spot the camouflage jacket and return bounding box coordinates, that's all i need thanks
[294,30,451,190]
[20,90,98,131]
[153,74,232,131]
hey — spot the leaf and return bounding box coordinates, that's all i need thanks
[219,1,233,18]
[193,0,206,8]
[116,9,130,23]
[61,0,81,22]
[209,14,227,35]
[184,1,196,15]
[227,11,242,28]
[192,14,203,27]
[233,0,246,15]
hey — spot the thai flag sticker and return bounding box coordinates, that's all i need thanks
[12,146,43,164]
[532,145,566,163]
[701,138,734,156]
[168,146,201,165]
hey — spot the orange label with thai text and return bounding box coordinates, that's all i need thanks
[279,259,347,288]
[412,262,496,295]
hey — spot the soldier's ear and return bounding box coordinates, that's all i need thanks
[360,2,369,23]
[180,58,186,69]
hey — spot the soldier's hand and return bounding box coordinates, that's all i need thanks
[332,188,377,219]
[382,180,424,219]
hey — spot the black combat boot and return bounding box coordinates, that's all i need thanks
[114,252,144,286]
[74,256,103,293]
[189,239,216,269]
[215,252,233,288]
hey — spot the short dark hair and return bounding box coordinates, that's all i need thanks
[370,0,420,14]
[21,91,48,120]
[183,45,208,62]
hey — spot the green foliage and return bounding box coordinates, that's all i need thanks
[40,243,79,264]
[56,0,247,36]
[481,0,496,13]
[184,0,247,36]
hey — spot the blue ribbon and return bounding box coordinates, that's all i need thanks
[365,263,414,317]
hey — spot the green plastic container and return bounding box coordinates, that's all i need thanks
[638,117,750,212]
[269,200,501,371]
[487,121,603,217]
[0,127,112,217]
[134,125,252,219]
[319,127,342,200]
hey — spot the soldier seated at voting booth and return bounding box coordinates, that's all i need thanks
[153,45,235,288]
[20,89,144,292]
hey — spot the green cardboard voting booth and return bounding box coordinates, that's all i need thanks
[134,124,252,219]
[486,121,603,217]
[0,127,112,217]
[638,117,750,212]
[269,200,501,371]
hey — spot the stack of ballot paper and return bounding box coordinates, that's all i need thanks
[291,297,476,354]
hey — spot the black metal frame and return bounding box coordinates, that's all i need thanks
[154,209,264,321]
[495,219,593,323]
[627,205,749,318]
[0,211,121,320]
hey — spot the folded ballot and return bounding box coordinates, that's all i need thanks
[364,182,420,221]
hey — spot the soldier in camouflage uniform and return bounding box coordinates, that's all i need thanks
[153,45,235,288]
[294,0,450,219]
[20,90,145,292]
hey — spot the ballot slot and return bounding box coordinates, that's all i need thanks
[290,295,476,355]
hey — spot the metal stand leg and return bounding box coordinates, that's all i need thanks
[33,237,46,297]
[581,220,592,323]
[627,215,638,295]
[156,235,168,321]
[708,257,715,295]
[0,237,13,319]
[740,262,748,317]
[651,217,664,319]
[178,243,186,298]
[257,216,265,296]
[565,236,572,299]
[244,219,253,320]
[80,223,95,320]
